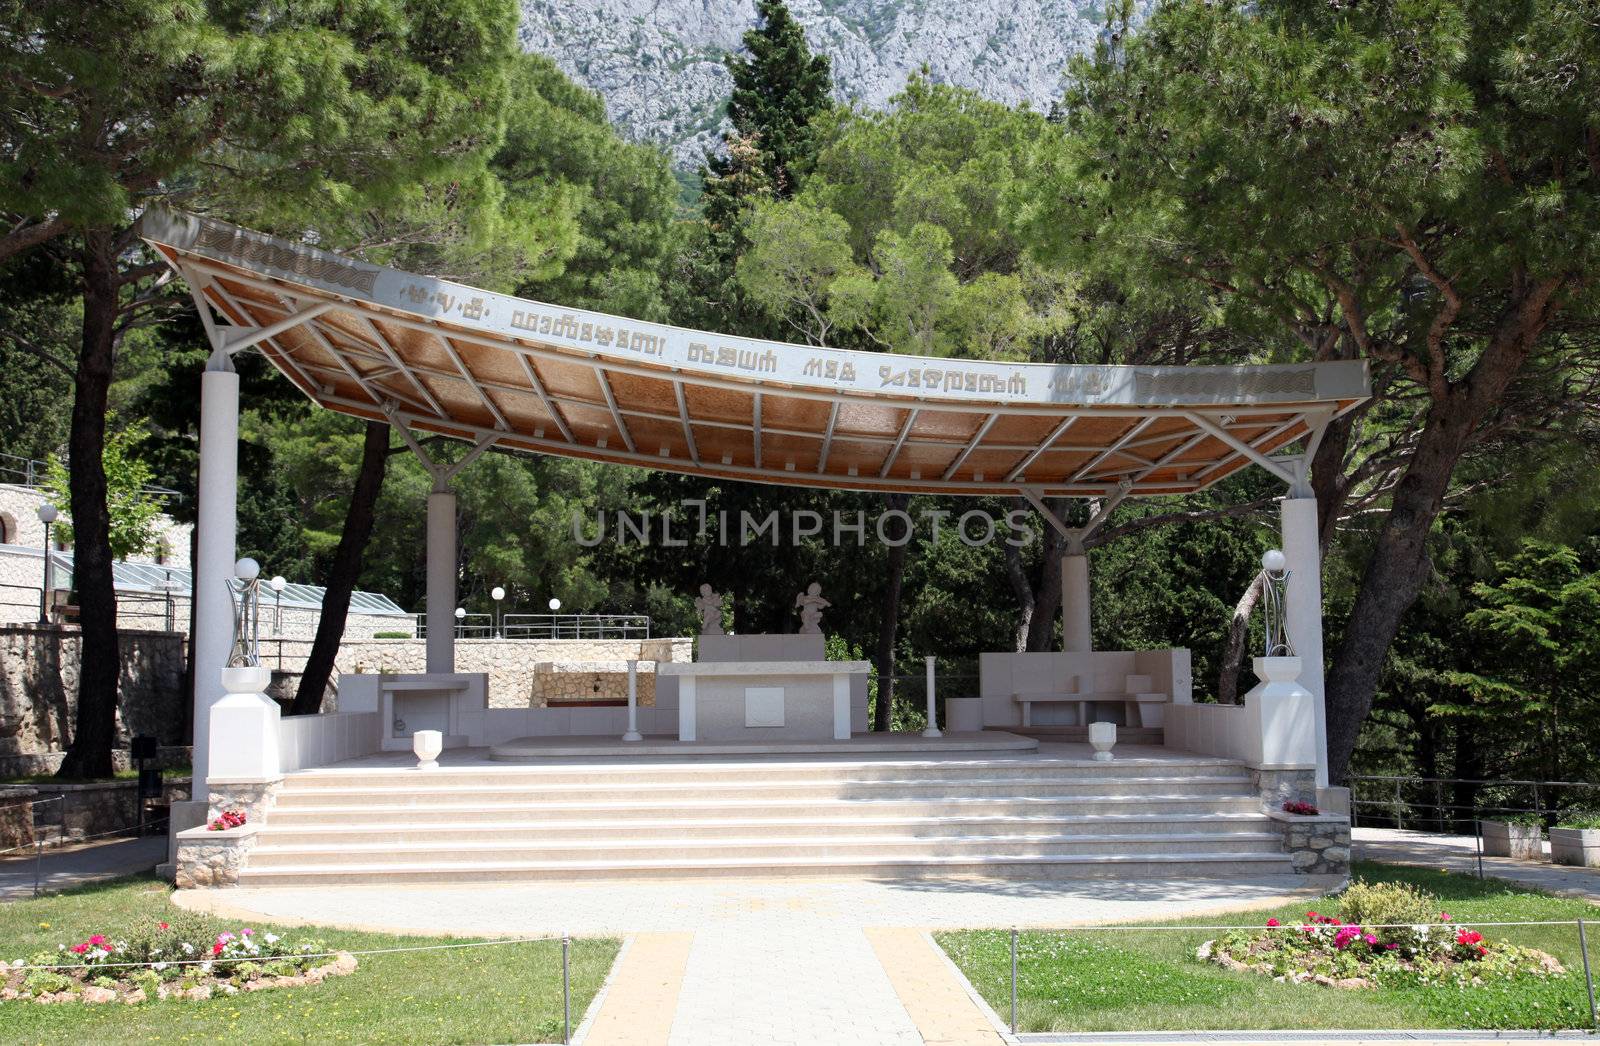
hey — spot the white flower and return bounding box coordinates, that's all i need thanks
[180,942,194,954]
[153,962,167,972]
[10,959,23,968]
[263,933,279,945]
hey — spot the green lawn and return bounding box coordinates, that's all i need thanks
[0,876,619,1045]
[937,862,1600,1033]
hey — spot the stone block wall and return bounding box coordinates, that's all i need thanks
[0,624,185,770]
[0,786,35,849]
[532,661,657,705]
[317,637,692,709]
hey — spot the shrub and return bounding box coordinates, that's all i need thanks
[1555,812,1600,830]
[1339,879,1439,949]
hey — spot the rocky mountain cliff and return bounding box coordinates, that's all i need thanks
[518,1,1140,168]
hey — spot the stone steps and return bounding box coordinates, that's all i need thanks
[269,775,1259,807]
[237,751,1295,883]
[254,810,1277,846]
[280,757,1246,789]
[244,830,1287,867]
[235,850,1296,886]
[263,793,1268,826]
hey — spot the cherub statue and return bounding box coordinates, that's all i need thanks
[795,582,830,635]
[694,583,725,635]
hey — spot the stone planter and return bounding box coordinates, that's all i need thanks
[1482,820,1544,861]
[1088,721,1116,761]
[174,823,260,888]
[1550,826,1600,868]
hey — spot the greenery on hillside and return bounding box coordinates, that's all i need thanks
[1,0,1597,791]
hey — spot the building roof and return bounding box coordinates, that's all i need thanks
[140,209,1369,499]
[25,548,409,616]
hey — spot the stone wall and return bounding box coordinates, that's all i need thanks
[1,786,35,849]
[316,636,692,709]
[1268,810,1351,876]
[0,624,186,771]
[25,777,192,843]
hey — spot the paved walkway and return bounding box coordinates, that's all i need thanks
[0,835,166,901]
[1353,826,1600,903]
[178,875,1331,1044]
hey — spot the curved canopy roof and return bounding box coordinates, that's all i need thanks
[141,210,1368,499]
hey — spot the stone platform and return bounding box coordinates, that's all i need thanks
[487,731,1038,760]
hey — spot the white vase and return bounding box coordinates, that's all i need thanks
[1088,721,1117,762]
[413,729,443,770]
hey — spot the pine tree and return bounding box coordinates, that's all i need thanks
[701,0,833,236]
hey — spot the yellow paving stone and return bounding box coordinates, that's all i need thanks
[867,926,1005,1046]
[583,931,694,1046]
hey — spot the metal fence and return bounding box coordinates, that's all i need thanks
[1349,774,1600,834]
[422,613,651,640]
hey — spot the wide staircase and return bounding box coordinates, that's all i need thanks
[237,755,1295,885]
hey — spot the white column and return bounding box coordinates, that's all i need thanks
[1061,552,1092,652]
[425,487,456,674]
[192,365,240,795]
[1280,496,1328,788]
[622,659,642,742]
[921,656,941,738]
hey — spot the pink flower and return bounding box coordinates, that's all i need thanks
[242,928,253,936]
[72,943,88,955]
[1439,912,1452,922]
[88,935,106,946]
[1266,918,1280,927]
[1363,933,1377,946]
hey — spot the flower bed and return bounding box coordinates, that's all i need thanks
[1197,880,1564,990]
[3,915,356,1004]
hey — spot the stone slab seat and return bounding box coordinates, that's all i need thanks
[1012,692,1168,728]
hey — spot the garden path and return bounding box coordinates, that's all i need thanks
[0,836,165,902]
[177,874,1328,1045]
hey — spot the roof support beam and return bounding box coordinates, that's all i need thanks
[516,353,575,444]
[433,331,511,430]
[593,364,635,452]
[752,393,763,470]
[942,413,999,481]
[1065,416,1156,486]
[816,401,839,475]
[353,315,451,420]
[879,408,919,478]
[673,378,700,466]
[219,300,336,354]
[1185,411,1299,486]
[1004,416,1078,483]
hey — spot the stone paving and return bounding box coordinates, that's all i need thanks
[0,835,166,901]
[177,874,1333,1044]
[1353,826,1600,903]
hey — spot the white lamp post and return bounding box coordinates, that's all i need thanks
[35,503,57,625]
[491,585,505,639]
[548,597,561,638]
[454,605,466,639]
[230,557,262,667]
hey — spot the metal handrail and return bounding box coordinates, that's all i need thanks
[1348,773,1600,832]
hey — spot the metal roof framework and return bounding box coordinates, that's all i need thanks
[139,210,1371,500]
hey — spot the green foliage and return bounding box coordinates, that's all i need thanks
[1338,879,1441,949]
[41,425,162,560]
[1554,814,1600,830]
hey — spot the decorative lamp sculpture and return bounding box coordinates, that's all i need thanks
[35,503,58,624]
[454,605,466,638]
[694,584,725,635]
[228,558,262,668]
[794,582,830,635]
[1260,548,1293,657]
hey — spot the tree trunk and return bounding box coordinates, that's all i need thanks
[56,233,121,779]
[872,492,910,732]
[1025,507,1067,652]
[291,421,390,715]
[1217,570,1265,704]
[1323,285,1560,784]
[1003,536,1034,652]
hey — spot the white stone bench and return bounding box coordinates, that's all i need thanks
[1014,677,1168,728]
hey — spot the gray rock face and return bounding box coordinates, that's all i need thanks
[518,0,1147,167]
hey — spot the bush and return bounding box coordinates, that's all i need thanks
[1555,812,1600,830]
[372,631,412,639]
[1339,879,1440,949]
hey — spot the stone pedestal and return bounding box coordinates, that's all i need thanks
[208,667,281,782]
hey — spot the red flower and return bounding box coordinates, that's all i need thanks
[88,934,106,946]
[1266,918,1280,927]
[1456,929,1484,947]
[158,922,169,930]
[212,941,224,956]
[72,943,88,955]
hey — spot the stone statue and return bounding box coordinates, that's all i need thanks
[795,582,830,635]
[694,583,725,635]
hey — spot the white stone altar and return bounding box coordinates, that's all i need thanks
[659,660,871,742]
